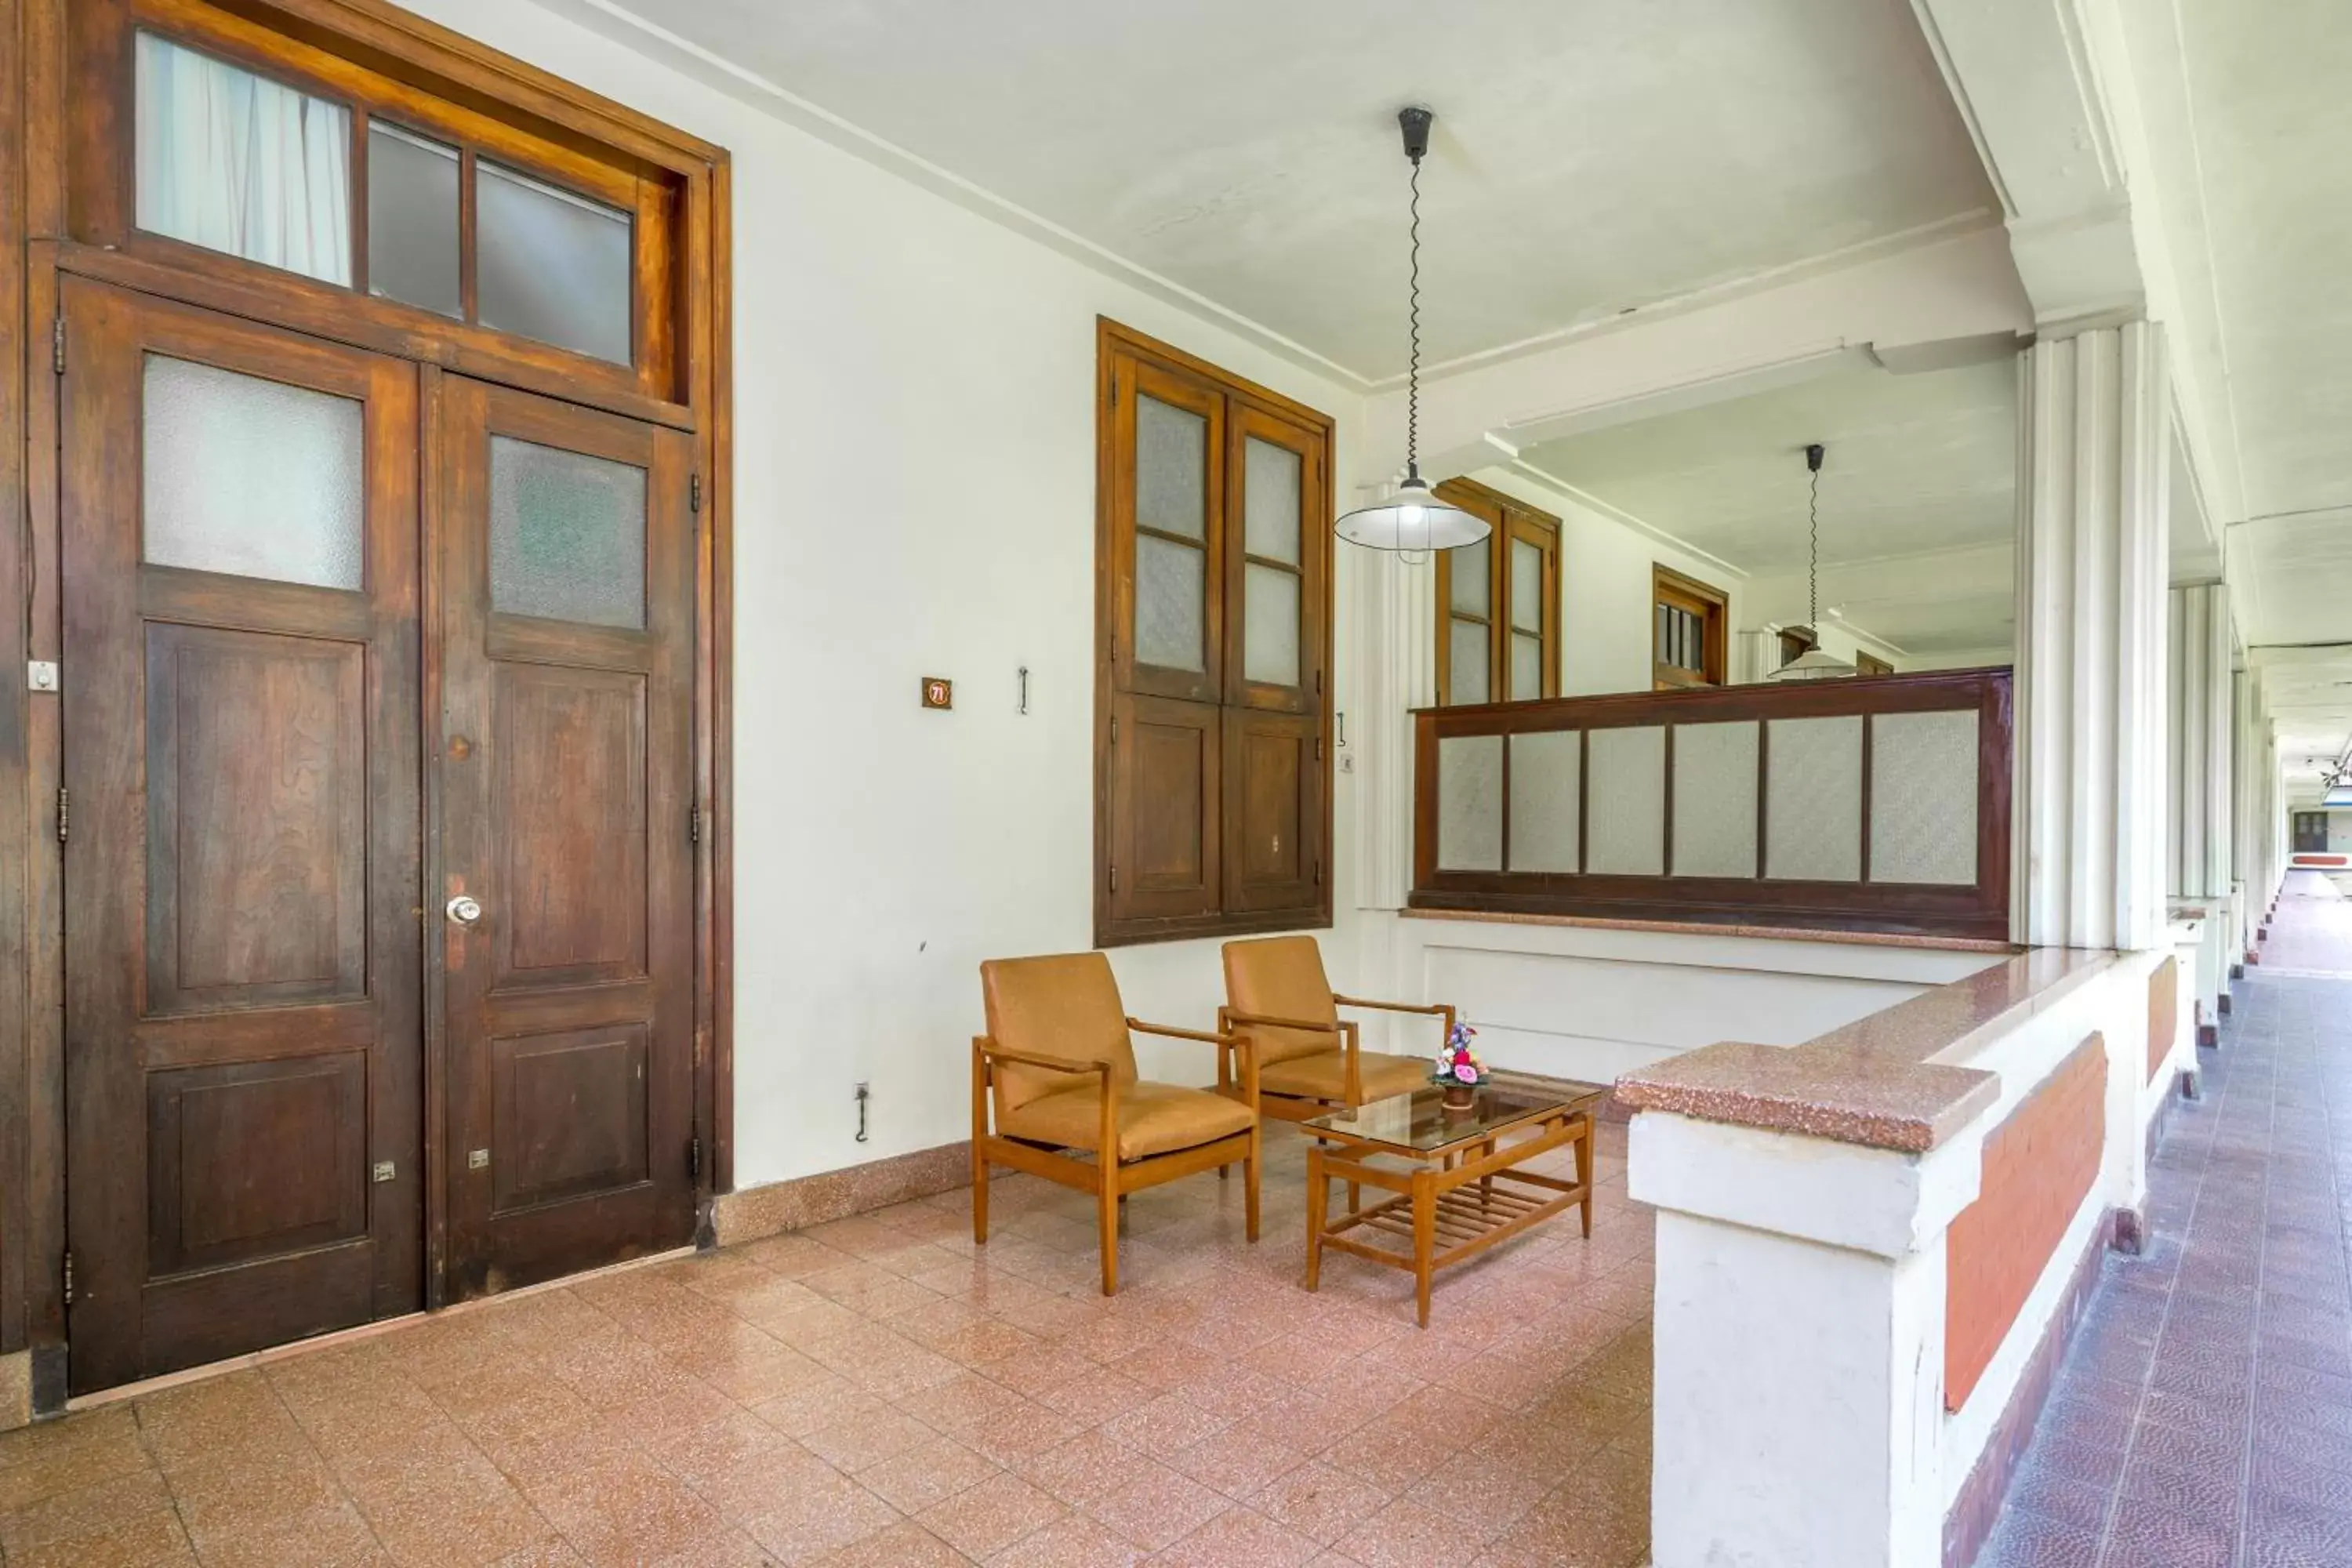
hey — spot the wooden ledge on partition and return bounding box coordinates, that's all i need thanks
[1613,947,2118,1152]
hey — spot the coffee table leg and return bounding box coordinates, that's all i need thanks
[1304,1145,1327,1291]
[1575,1114,1595,1237]
[1410,1167,1436,1328]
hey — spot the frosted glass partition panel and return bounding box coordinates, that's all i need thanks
[1243,564,1299,687]
[1437,735,1504,872]
[488,437,647,628]
[1450,538,1490,616]
[1510,632,1543,701]
[1135,535,1205,671]
[1672,721,1759,878]
[136,33,352,287]
[142,355,364,590]
[477,162,633,365]
[1510,539,1541,630]
[1766,716,1863,880]
[1135,396,1207,539]
[1585,727,1666,876]
[1508,731,1580,873]
[1870,710,1980,884]
[1243,438,1301,564]
[1449,619,1490,705]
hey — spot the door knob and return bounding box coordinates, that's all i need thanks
[446,895,484,926]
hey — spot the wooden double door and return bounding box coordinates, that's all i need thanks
[59,279,701,1392]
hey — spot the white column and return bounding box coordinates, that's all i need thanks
[2013,322,2171,949]
[2166,584,2233,899]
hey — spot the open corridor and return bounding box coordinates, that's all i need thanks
[0,1123,1653,1567]
[1979,875,2352,1566]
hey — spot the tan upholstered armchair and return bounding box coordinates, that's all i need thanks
[971,953,1260,1294]
[1219,935,1456,1122]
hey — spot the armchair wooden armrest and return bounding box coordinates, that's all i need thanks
[1218,1007,1367,1103]
[1129,1018,1260,1111]
[971,1036,1116,1154]
[972,1038,1112,1078]
[1125,1017,1236,1047]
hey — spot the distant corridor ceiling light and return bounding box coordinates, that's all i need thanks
[1771,441,1859,682]
[1334,106,1488,555]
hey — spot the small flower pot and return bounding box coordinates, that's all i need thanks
[1441,1082,1476,1110]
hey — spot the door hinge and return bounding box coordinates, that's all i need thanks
[690,474,702,514]
[1314,856,1323,887]
[1315,735,1324,760]
[1108,863,1119,893]
[61,1250,74,1306]
[52,316,64,376]
[688,1134,703,1183]
[55,786,67,844]
[689,804,702,845]
[1109,717,1118,744]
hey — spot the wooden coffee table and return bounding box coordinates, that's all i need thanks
[1302,1081,1605,1326]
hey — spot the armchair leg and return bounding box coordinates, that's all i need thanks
[971,1142,989,1245]
[1243,1136,1261,1243]
[1098,1168,1120,1296]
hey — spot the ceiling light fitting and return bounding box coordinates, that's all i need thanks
[1771,441,1859,682]
[1334,106,1488,557]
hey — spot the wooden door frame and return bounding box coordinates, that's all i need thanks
[0,0,733,1393]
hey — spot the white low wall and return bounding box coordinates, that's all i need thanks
[1355,911,2005,1085]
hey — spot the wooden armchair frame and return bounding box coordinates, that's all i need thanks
[971,1018,1260,1294]
[1214,995,1457,1123]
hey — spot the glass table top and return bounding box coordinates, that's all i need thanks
[1305,1081,1606,1154]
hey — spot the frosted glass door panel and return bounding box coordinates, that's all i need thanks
[136,33,351,287]
[1510,632,1543,700]
[1870,710,1980,884]
[1448,619,1490,705]
[367,123,461,318]
[1511,540,1541,630]
[477,162,633,365]
[1243,438,1301,564]
[1766,716,1863,880]
[1135,396,1207,539]
[488,437,647,628]
[1436,735,1503,872]
[1135,535,1206,672]
[1671,721,1759,878]
[141,355,363,590]
[1243,564,1300,688]
[1585,727,1665,876]
[1450,538,1490,616]
[1508,731,1580,873]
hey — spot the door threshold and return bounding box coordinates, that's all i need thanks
[67,1242,698,1412]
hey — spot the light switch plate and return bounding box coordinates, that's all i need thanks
[27,661,58,692]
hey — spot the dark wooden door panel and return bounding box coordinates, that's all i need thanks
[1225,709,1323,915]
[441,375,696,1297]
[60,278,423,1393]
[1105,691,1221,924]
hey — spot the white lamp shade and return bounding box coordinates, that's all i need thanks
[1770,644,1858,682]
[1335,477,1490,551]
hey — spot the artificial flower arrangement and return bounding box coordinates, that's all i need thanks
[1434,1022,1486,1103]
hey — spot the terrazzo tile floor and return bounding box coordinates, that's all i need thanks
[1978,872,2352,1568]
[0,1119,1656,1566]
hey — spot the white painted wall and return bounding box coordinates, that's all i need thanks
[393,0,1372,1190]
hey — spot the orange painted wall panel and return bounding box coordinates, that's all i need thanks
[2147,956,2177,1083]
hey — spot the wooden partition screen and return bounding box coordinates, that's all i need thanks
[1411,667,2013,939]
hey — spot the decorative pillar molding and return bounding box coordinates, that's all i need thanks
[2166,584,2233,899]
[2012,321,2170,950]
[1348,521,1435,914]
[2232,669,2278,942]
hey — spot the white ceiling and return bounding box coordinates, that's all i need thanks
[624,0,1998,379]
[1522,358,2020,654]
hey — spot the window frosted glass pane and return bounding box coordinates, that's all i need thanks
[1135,535,1205,671]
[136,33,351,287]
[1508,730,1580,873]
[142,354,362,590]
[1672,721,1759,878]
[1450,537,1490,616]
[367,122,459,318]
[1586,726,1666,876]
[1243,437,1301,565]
[1766,715,1863,880]
[1135,395,1207,540]
[1870,710,1980,884]
[1511,539,1542,630]
[1243,564,1299,688]
[1511,631,1543,700]
[488,437,646,628]
[1448,618,1490,705]
[1437,735,1503,872]
[477,162,632,365]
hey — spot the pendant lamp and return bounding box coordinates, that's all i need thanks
[1771,442,1857,681]
[1334,107,1488,554]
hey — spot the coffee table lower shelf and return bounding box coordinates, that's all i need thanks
[1304,1105,1594,1327]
